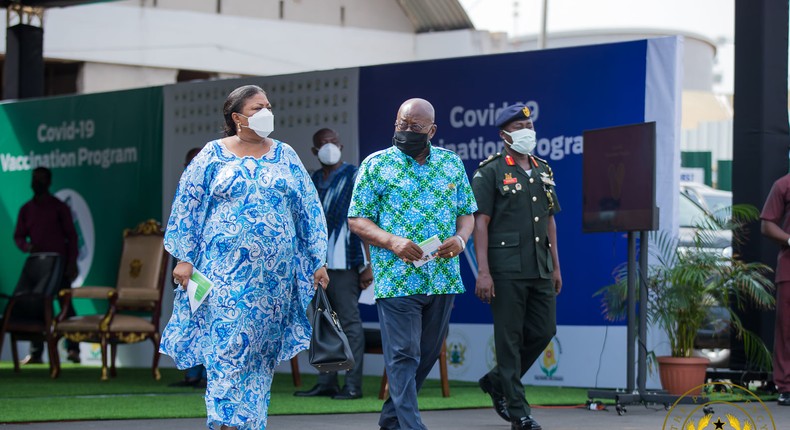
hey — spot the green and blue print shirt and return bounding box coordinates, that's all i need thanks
[348,144,477,299]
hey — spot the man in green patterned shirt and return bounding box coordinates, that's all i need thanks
[348,98,477,430]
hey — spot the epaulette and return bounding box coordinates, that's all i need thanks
[478,152,503,167]
[531,154,550,167]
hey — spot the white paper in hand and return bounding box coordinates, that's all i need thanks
[187,269,214,313]
[413,235,443,268]
[358,281,376,305]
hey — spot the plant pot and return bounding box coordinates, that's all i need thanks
[657,356,710,396]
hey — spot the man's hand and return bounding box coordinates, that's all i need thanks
[552,269,563,295]
[65,262,78,282]
[437,236,464,259]
[475,271,495,303]
[359,265,373,290]
[390,236,424,264]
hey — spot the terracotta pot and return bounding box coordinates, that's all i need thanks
[657,356,710,396]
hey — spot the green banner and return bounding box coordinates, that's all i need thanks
[0,87,163,312]
[681,151,713,186]
[717,160,732,191]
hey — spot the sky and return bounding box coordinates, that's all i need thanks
[458,0,733,41]
[458,0,737,92]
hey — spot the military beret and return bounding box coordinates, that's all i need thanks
[495,104,532,128]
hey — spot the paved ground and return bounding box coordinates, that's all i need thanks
[2,402,788,430]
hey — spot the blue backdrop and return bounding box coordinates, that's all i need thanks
[357,40,650,326]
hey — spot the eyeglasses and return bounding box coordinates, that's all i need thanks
[395,121,433,133]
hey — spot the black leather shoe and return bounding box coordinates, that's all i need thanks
[779,392,790,406]
[511,415,542,430]
[20,355,43,365]
[293,384,339,397]
[67,350,81,364]
[479,375,510,422]
[332,387,362,400]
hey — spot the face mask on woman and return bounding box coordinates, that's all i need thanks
[503,128,537,155]
[393,130,430,158]
[240,109,274,138]
[317,143,342,165]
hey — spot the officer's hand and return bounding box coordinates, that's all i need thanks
[552,270,562,295]
[390,236,424,264]
[475,272,495,303]
[437,236,463,259]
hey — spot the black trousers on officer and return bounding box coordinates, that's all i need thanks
[484,277,556,419]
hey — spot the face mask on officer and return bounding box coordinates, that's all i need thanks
[317,143,342,165]
[504,128,537,155]
[393,130,430,158]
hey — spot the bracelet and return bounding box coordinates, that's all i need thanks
[454,235,466,251]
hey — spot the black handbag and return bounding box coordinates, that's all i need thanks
[308,287,355,372]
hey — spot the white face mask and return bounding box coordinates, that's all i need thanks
[240,109,274,138]
[317,143,342,165]
[504,128,537,155]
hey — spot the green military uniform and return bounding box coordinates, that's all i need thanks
[472,151,560,420]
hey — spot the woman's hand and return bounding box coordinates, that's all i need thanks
[313,266,329,290]
[173,261,193,290]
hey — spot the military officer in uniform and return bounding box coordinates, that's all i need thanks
[472,104,562,430]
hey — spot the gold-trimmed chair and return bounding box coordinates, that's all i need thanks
[53,220,167,380]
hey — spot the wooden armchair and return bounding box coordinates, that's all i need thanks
[53,220,167,380]
[0,253,64,375]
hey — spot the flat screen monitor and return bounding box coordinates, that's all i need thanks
[582,121,658,233]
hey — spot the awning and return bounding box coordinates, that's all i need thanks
[0,1,116,8]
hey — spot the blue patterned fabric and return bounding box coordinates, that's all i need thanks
[311,163,364,270]
[160,139,327,430]
[348,145,477,299]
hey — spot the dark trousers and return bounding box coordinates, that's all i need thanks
[485,278,556,419]
[316,269,365,391]
[774,281,790,392]
[377,294,455,430]
[31,276,79,358]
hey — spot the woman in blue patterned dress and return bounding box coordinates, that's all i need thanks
[161,85,329,430]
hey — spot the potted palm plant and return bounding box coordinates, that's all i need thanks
[596,203,775,395]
